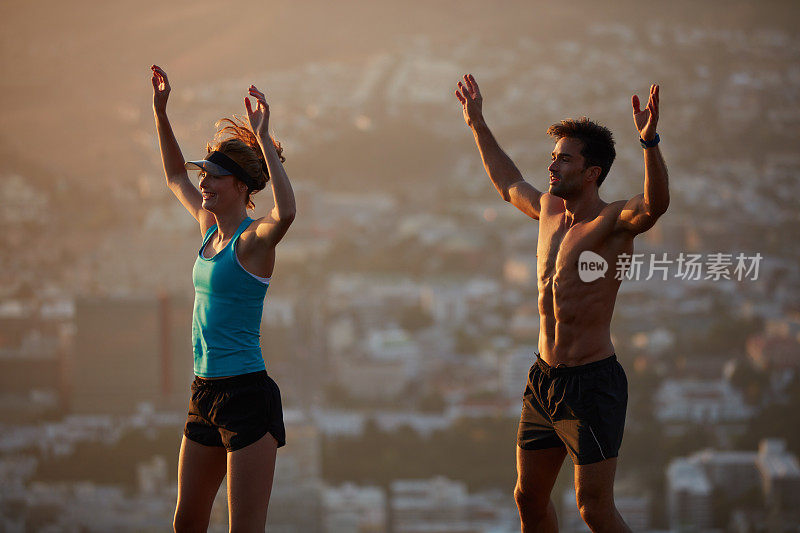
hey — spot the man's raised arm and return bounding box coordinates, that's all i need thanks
[616,84,670,234]
[455,74,544,220]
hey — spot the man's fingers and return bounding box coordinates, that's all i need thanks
[463,74,479,98]
[463,74,473,95]
[458,82,471,101]
[467,74,480,97]
[455,89,466,105]
[631,95,641,114]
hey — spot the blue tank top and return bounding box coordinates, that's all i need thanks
[191,217,269,377]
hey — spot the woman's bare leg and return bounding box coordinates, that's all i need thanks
[226,432,278,533]
[173,436,228,533]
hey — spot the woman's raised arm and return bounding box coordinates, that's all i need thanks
[151,65,213,233]
[246,85,296,248]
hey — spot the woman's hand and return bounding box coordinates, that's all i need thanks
[151,65,171,115]
[245,85,270,141]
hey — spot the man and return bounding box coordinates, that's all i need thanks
[455,74,668,532]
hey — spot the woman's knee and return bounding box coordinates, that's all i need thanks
[173,510,209,533]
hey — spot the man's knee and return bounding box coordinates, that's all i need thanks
[514,482,550,515]
[576,490,614,527]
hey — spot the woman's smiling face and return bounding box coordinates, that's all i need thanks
[198,170,245,213]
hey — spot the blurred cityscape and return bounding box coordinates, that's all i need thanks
[2,1,800,532]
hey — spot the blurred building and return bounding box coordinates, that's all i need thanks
[757,439,800,526]
[420,278,500,326]
[332,328,420,400]
[654,378,755,429]
[691,449,761,499]
[667,439,800,531]
[0,308,70,422]
[333,355,409,399]
[746,330,800,372]
[391,476,476,533]
[666,458,714,531]
[323,482,386,533]
[499,346,536,398]
[268,409,324,532]
[503,254,537,287]
[71,294,194,414]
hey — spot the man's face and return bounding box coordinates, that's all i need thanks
[548,137,594,199]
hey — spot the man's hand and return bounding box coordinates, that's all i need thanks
[151,65,170,115]
[455,74,483,127]
[245,85,270,141]
[632,84,659,142]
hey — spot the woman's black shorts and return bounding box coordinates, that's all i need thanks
[517,353,627,465]
[184,370,286,452]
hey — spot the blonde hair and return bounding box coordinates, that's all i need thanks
[206,115,285,209]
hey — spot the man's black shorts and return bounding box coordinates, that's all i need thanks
[184,370,286,452]
[517,353,627,465]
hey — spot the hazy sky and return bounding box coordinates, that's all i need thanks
[1,0,797,188]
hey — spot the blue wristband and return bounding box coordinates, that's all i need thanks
[640,133,660,148]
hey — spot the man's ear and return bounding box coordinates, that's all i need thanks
[586,165,602,184]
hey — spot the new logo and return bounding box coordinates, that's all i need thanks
[578,251,608,282]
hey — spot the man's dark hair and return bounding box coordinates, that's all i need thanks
[547,117,616,187]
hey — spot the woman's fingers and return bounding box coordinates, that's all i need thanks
[249,85,265,99]
[151,65,169,87]
[245,96,253,114]
[248,88,266,105]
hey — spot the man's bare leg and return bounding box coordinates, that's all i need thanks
[574,458,631,533]
[515,445,567,533]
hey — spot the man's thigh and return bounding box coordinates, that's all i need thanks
[516,445,568,499]
[553,359,628,465]
[517,363,564,451]
[573,457,618,505]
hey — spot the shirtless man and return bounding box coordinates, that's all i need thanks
[455,74,668,532]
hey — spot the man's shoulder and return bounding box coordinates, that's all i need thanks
[600,199,628,219]
[540,193,565,213]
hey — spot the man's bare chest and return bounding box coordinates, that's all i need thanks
[538,223,597,278]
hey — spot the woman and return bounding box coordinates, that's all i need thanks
[151,64,295,533]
